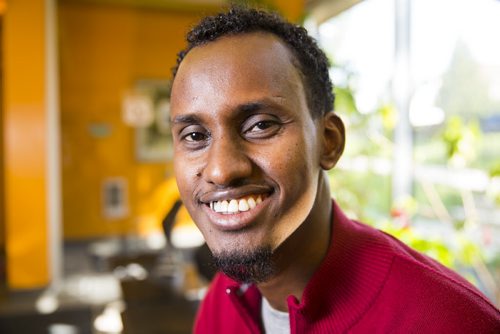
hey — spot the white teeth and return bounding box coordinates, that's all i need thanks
[210,195,264,214]
[238,199,249,212]
[228,199,238,213]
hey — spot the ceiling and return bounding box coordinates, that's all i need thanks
[59,0,227,12]
[59,0,364,22]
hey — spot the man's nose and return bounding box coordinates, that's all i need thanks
[202,136,252,186]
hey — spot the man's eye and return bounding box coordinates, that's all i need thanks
[184,132,207,142]
[243,118,281,139]
[177,124,210,149]
[247,120,278,133]
[249,121,274,132]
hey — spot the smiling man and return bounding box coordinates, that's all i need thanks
[170,7,500,334]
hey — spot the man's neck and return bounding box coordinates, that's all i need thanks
[256,172,333,312]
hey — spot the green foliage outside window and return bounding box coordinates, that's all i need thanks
[328,59,498,295]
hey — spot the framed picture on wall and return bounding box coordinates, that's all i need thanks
[130,79,173,162]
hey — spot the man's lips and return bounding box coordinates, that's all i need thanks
[198,184,272,204]
[198,185,273,231]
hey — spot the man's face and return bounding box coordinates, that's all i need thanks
[170,32,324,267]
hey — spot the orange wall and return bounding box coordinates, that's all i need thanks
[58,3,205,239]
[3,0,49,288]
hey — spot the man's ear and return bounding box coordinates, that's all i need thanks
[320,112,345,170]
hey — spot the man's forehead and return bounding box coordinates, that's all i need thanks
[171,32,304,111]
[175,32,297,82]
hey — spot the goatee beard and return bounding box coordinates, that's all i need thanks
[212,246,275,284]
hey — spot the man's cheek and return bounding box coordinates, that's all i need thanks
[173,173,191,205]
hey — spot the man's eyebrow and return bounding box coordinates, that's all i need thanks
[237,98,284,114]
[238,102,266,113]
[171,114,202,125]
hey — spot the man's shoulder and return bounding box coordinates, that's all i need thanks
[360,221,495,308]
[346,224,500,331]
[352,252,500,332]
[353,219,499,312]
[331,208,500,332]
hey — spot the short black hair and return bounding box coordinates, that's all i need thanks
[172,6,334,117]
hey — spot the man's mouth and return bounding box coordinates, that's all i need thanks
[209,194,265,214]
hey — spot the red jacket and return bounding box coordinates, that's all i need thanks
[194,201,500,333]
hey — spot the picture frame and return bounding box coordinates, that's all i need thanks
[133,79,173,162]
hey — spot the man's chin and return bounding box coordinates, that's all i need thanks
[211,246,275,284]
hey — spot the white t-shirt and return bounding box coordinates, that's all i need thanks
[261,297,290,334]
